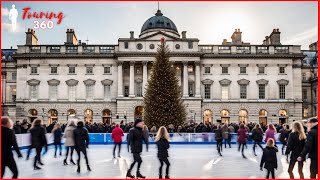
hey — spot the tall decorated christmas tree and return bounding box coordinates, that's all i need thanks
[143,38,186,128]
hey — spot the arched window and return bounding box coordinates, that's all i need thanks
[203,109,213,123]
[239,110,248,124]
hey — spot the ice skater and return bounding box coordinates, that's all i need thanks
[2,116,23,178]
[214,124,223,156]
[155,126,170,179]
[252,124,264,156]
[73,121,91,173]
[52,123,63,158]
[126,119,149,179]
[237,123,247,159]
[63,118,77,165]
[279,124,289,155]
[260,138,278,179]
[111,124,124,158]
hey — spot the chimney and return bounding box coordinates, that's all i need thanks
[182,31,187,39]
[222,39,228,45]
[65,28,78,45]
[269,28,281,45]
[265,36,270,45]
[25,28,38,45]
[130,31,134,39]
[231,28,242,44]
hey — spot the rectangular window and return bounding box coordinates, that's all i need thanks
[86,85,94,99]
[124,86,129,97]
[240,67,246,74]
[188,83,194,97]
[31,67,37,74]
[49,85,58,100]
[302,73,306,81]
[136,83,143,97]
[66,46,78,53]
[30,85,38,100]
[240,85,247,99]
[51,67,57,74]
[50,46,60,53]
[83,46,95,53]
[124,42,129,49]
[279,67,285,74]
[188,65,193,73]
[204,67,211,74]
[222,67,228,74]
[86,67,93,74]
[69,66,76,74]
[204,84,211,99]
[100,46,114,53]
[136,66,142,74]
[12,72,16,80]
[12,95,16,102]
[104,67,111,74]
[259,84,265,99]
[68,85,76,101]
[303,89,307,100]
[279,85,286,99]
[104,85,111,99]
[221,85,229,100]
[258,67,265,74]
[188,41,193,49]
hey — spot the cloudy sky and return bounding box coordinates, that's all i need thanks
[1,2,318,49]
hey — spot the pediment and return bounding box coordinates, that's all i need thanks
[139,31,180,41]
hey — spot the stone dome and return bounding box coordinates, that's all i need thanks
[141,10,178,34]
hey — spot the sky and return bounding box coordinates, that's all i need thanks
[1,2,318,50]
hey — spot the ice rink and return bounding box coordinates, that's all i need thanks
[3,144,311,178]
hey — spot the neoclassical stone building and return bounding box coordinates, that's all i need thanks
[12,9,306,125]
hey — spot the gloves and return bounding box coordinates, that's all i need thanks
[297,156,303,162]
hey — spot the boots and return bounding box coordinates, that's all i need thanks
[63,159,68,165]
[165,175,170,179]
[159,175,163,179]
[77,167,80,173]
[242,154,247,159]
[70,159,76,165]
[87,165,91,171]
[136,172,145,179]
[126,171,135,179]
[34,166,41,170]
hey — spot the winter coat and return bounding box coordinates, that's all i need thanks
[264,128,276,143]
[260,146,278,170]
[237,128,247,143]
[2,126,22,160]
[301,124,318,160]
[73,126,89,151]
[30,125,47,148]
[252,128,264,142]
[128,127,148,153]
[279,129,289,143]
[228,126,235,133]
[63,125,76,147]
[53,128,63,144]
[214,129,223,141]
[221,125,229,139]
[112,127,124,143]
[156,137,169,159]
[285,132,305,160]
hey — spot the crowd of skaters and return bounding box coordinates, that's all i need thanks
[2,115,318,179]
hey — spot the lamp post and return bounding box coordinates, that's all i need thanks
[124,111,127,124]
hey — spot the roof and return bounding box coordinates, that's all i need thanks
[141,10,178,34]
[1,49,17,61]
[302,50,318,66]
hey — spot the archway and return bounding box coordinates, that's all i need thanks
[48,109,58,124]
[68,109,76,116]
[203,109,213,123]
[239,109,248,124]
[102,109,112,124]
[259,109,268,126]
[28,109,38,123]
[279,109,287,125]
[220,109,230,124]
[134,106,144,120]
[84,109,93,123]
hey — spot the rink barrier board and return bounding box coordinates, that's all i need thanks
[16,133,281,149]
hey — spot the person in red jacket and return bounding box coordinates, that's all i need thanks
[237,123,248,159]
[112,124,124,158]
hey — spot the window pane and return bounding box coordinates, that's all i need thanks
[69,86,76,101]
[104,85,111,98]
[104,67,111,74]
[240,67,246,74]
[204,84,211,99]
[86,67,93,74]
[221,85,229,99]
[240,85,247,99]
[86,85,93,99]
[31,67,37,74]
[49,85,58,100]
[279,67,285,74]
[205,67,210,74]
[259,67,265,74]
[51,67,57,74]
[279,85,286,99]
[69,67,75,74]
[12,72,16,80]
[30,85,38,99]
[259,84,265,99]
[222,67,228,74]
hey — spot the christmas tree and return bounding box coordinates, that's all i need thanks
[143,38,186,128]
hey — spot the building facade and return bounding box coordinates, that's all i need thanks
[10,10,307,125]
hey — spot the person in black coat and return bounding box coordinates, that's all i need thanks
[29,119,48,170]
[52,123,63,158]
[298,118,318,179]
[260,138,278,179]
[214,125,223,156]
[252,124,264,156]
[73,121,91,173]
[1,116,23,178]
[285,121,306,179]
[279,124,290,155]
[126,119,148,179]
[155,126,170,179]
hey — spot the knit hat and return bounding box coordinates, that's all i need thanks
[134,119,143,126]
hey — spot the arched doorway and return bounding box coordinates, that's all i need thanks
[28,109,38,123]
[259,109,268,126]
[239,109,248,124]
[102,109,112,124]
[134,106,144,120]
[48,109,58,124]
[68,109,76,116]
[220,109,230,124]
[203,109,213,123]
[84,109,93,123]
[279,109,287,125]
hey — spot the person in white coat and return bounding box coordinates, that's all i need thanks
[63,117,77,165]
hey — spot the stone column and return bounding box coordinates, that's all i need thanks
[129,61,135,97]
[183,61,189,97]
[117,61,123,97]
[142,61,148,96]
[195,61,201,98]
